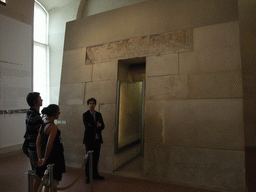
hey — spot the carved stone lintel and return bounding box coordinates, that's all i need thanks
[87,29,193,62]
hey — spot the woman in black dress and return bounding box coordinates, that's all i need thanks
[34,104,65,192]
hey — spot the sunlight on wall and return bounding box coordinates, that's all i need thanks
[33,1,49,108]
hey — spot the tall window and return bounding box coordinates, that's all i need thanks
[33,0,49,108]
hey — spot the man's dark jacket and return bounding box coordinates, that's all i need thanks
[82,110,105,148]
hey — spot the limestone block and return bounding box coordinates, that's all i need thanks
[61,47,92,84]
[244,122,256,147]
[144,101,166,148]
[144,99,244,150]
[114,144,141,170]
[86,29,193,62]
[57,105,86,167]
[169,148,245,191]
[146,75,188,100]
[58,105,85,136]
[92,61,118,81]
[85,80,117,104]
[194,21,240,50]
[189,99,244,150]
[163,100,196,147]
[89,103,116,173]
[59,83,85,106]
[98,103,116,144]
[99,143,114,173]
[144,146,245,191]
[146,54,178,77]
[63,137,85,167]
[179,46,241,74]
[59,103,115,170]
[65,0,238,51]
[189,71,243,98]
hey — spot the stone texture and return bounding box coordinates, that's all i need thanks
[180,21,241,75]
[144,146,245,192]
[86,29,193,62]
[146,75,188,100]
[162,100,195,147]
[188,71,243,99]
[193,21,240,50]
[144,101,166,147]
[64,0,238,50]
[57,105,86,167]
[92,61,118,81]
[145,99,244,150]
[85,80,117,104]
[114,144,141,170]
[99,143,115,173]
[98,103,116,173]
[99,104,116,146]
[59,83,85,106]
[179,46,241,74]
[60,17,245,192]
[61,47,92,84]
[146,53,179,77]
[189,99,244,150]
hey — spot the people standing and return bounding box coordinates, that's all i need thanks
[83,98,105,184]
[35,104,66,192]
[24,92,43,170]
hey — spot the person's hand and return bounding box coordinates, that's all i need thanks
[38,158,43,166]
[97,122,102,127]
[38,158,46,166]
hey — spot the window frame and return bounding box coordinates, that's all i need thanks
[33,0,49,108]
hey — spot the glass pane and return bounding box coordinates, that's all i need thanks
[33,42,48,108]
[34,2,48,44]
[118,81,143,148]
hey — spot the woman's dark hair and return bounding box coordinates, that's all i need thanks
[26,92,40,107]
[42,104,59,117]
[87,98,97,105]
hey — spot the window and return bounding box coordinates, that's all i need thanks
[33,0,49,108]
[0,0,6,6]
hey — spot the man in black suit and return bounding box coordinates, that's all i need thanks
[83,98,105,183]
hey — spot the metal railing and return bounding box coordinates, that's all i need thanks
[26,150,93,192]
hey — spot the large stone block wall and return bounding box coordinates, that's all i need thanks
[143,21,244,191]
[59,47,118,168]
[59,20,244,191]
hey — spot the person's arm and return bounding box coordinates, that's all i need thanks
[36,129,43,166]
[83,112,93,129]
[31,112,43,131]
[96,113,105,131]
[41,124,58,165]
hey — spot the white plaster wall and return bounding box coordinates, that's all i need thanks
[47,1,80,105]
[0,114,26,149]
[0,13,32,152]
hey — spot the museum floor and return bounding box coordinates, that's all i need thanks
[0,152,222,192]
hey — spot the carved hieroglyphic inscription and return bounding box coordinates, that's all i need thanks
[86,29,193,62]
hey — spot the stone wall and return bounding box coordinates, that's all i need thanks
[143,21,244,191]
[59,20,244,191]
[59,0,245,191]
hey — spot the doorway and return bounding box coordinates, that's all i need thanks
[114,57,145,177]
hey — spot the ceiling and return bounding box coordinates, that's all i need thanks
[37,0,77,12]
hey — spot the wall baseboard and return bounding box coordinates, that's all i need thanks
[0,144,23,158]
